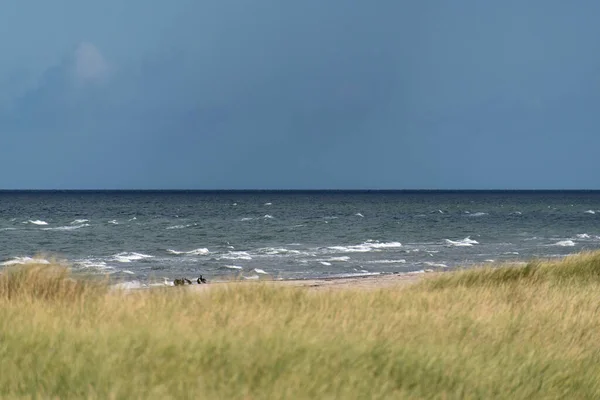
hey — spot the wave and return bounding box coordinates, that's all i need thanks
[264,202,272,206]
[327,241,402,253]
[166,224,194,230]
[444,237,479,247]
[112,252,154,263]
[319,261,332,266]
[465,212,488,217]
[551,240,575,247]
[263,215,274,219]
[218,251,253,260]
[256,247,303,256]
[167,248,210,256]
[41,224,90,231]
[585,210,596,214]
[28,220,48,225]
[423,262,448,268]
[576,233,591,239]
[108,220,119,225]
[240,217,254,221]
[221,265,243,270]
[1,256,51,266]
[71,219,89,225]
[366,259,407,264]
[253,268,268,274]
[355,213,364,218]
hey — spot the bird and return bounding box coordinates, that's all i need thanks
[197,275,207,284]
[184,278,192,285]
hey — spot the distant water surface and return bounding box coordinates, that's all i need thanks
[1,191,599,285]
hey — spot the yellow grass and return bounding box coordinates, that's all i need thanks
[3,252,600,398]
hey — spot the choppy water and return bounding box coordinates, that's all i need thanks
[1,191,600,284]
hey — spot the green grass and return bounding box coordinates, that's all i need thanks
[2,252,600,398]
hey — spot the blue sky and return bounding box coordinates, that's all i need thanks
[1,1,599,189]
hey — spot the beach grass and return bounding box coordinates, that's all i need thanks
[3,252,600,399]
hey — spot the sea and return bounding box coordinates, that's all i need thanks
[1,191,600,286]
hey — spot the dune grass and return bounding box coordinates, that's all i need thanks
[3,252,600,398]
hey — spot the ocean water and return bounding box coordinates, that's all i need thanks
[1,191,600,284]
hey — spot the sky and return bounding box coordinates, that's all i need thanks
[1,1,599,189]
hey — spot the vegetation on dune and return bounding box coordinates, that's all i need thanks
[2,252,600,398]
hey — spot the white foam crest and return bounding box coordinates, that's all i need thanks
[128,217,137,221]
[108,220,119,224]
[257,247,302,256]
[2,256,51,266]
[218,251,253,260]
[584,210,596,214]
[366,259,407,264]
[327,241,402,253]
[75,260,114,271]
[223,265,243,270]
[166,224,193,230]
[253,268,268,274]
[444,237,479,247]
[167,248,210,256]
[319,261,332,266]
[326,256,350,262]
[0,227,17,231]
[551,240,575,247]
[243,275,260,280]
[263,214,274,219]
[28,220,48,225]
[465,212,487,217]
[113,252,154,263]
[576,233,591,239]
[240,217,254,221]
[355,213,364,218]
[423,262,448,268]
[41,224,90,231]
[71,219,89,225]
[264,202,272,206]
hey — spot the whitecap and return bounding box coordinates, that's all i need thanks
[112,252,154,263]
[243,275,260,280]
[257,247,302,256]
[366,259,407,264]
[218,251,253,260]
[253,268,268,274]
[423,262,448,268]
[264,202,272,206]
[128,217,137,221]
[585,210,596,214]
[71,219,89,225]
[1,256,51,266]
[355,213,364,218]
[444,237,478,247]
[167,248,209,256]
[319,261,332,266]
[326,256,350,262]
[122,270,135,275]
[223,265,243,270]
[327,241,402,253]
[576,234,591,239]
[166,224,193,230]
[263,215,274,219]
[28,220,48,225]
[466,212,487,217]
[42,224,90,231]
[551,240,575,247]
[108,220,119,225]
[240,217,254,221]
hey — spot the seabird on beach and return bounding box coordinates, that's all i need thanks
[184,278,192,285]
[197,275,207,284]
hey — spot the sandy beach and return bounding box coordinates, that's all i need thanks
[186,271,428,292]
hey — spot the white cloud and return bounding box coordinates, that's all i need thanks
[74,42,110,84]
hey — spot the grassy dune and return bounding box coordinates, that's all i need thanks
[3,253,600,399]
